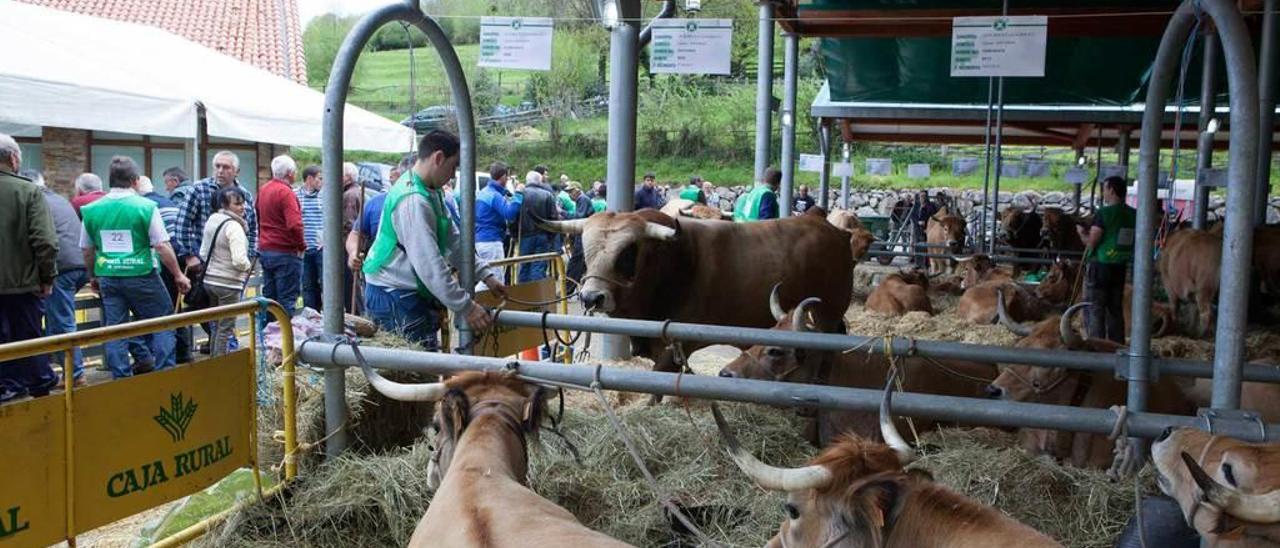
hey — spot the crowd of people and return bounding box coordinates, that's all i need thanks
[0,127,817,401]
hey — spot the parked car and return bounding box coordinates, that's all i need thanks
[400,105,457,133]
[491,104,515,117]
[517,100,537,112]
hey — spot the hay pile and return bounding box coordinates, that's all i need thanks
[845,308,1022,347]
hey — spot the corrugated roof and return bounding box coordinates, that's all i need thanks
[17,0,307,85]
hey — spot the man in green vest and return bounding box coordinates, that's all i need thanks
[81,156,191,378]
[1076,176,1136,343]
[363,130,508,350]
[591,185,608,213]
[679,176,706,204]
[733,167,782,223]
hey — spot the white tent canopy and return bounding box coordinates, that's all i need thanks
[0,1,415,153]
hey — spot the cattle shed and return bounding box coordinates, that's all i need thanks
[309,0,1280,479]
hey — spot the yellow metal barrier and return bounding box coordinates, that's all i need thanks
[0,299,297,548]
[471,251,571,362]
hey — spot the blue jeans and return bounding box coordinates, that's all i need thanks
[302,248,323,312]
[364,283,441,350]
[100,273,175,378]
[44,268,87,379]
[0,293,58,398]
[518,233,557,283]
[260,251,302,328]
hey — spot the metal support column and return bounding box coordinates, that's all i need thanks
[753,1,775,182]
[988,77,1006,253]
[321,0,476,455]
[1195,31,1220,230]
[1135,0,1258,422]
[818,122,831,210]
[1257,0,1278,225]
[602,0,642,360]
[979,78,995,252]
[779,31,798,217]
[840,142,851,210]
[1118,126,1132,168]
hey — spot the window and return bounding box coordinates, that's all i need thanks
[150,149,189,185]
[17,143,42,173]
[91,145,146,185]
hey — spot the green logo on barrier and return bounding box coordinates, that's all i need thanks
[993,18,1008,31]
[0,506,29,538]
[154,393,198,442]
[511,19,523,30]
[686,21,698,32]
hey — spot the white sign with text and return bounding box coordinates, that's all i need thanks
[478,17,554,71]
[650,19,733,75]
[951,16,1047,77]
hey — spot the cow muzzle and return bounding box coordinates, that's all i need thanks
[579,288,614,312]
[984,384,1005,399]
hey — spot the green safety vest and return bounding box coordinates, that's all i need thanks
[733,184,774,223]
[557,191,577,216]
[678,185,702,202]
[591,198,607,213]
[1092,203,1137,264]
[362,172,450,298]
[81,194,158,277]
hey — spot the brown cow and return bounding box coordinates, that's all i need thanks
[958,283,1043,325]
[827,208,864,231]
[720,294,995,446]
[926,208,966,274]
[1254,225,1280,298]
[866,269,933,316]
[827,209,876,261]
[712,389,1061,548]
[1153,428,1280,546]
[1030,260,1171,337]
[679,204,732,220]
[987,304,1194,468]
[1160,226,1223,337]
[1040,207,1087,255]
[956,254,1013,290]
[541,208,853,381]
[357,367,633,547]
[1000,206,1045,273]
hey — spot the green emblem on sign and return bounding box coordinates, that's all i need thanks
[686,21,698,32]
[994,18,1008,31]
[511,19,523,30]
[0,506,29,538]
[154,393,198,442]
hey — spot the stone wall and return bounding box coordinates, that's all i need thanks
[41,127,89,198]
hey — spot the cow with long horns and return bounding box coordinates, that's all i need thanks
[712,384,1061,547]
[986,303,1193,468]
[358,365,633,547]
[720,290,994,445]
[540,208,853,380]
[1153,427,1280,546]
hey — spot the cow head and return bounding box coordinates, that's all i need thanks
[955,254,998,290]
[1040,208,1067,239]
[541,210,679,313]
[999,207,1031,240]
[1153,428,1280,538]
[713,382,915,548]
[927,212,967,255]
[849,227,876,261]
[358,365,549,491]
[1035,259,1078,306]
[986,303,1123,404]
[895,267,931,290]
[719,286,824,381]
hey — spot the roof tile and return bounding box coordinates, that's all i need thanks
[17,0,307,84]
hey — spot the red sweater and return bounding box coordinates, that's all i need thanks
[256,178,305,254]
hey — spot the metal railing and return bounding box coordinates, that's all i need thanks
[0,299,298,548]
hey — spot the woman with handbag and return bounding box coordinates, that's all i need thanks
[198,187,253,356]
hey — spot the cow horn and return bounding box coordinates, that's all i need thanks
[1059,302,1091,349]
[1181,452,1280,523]
[712,403,833,491]
[358,361,447,402]
[539,218,588,234]
[720,211,734,221]
[792,297,822,333]
[679,208,696,217]
[769,283,786,321]
[997,287,1032,336]
[880,378,915,464]
[1153,311,1169,338]
[954,255,975,263]
[644,222,678,241]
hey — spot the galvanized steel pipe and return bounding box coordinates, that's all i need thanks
[1257,0,1278,226]
[602,0,642,360]
[818,122,831,210]
[753,1,775,182]
[1194,31,1219,230]
[779,31,798,217]
[490,311,1280,383]
[840,142,851,209]
[296,342,1280,443]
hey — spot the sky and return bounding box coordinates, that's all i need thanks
[298,0,402,27]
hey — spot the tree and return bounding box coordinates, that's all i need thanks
[526,29,602,145]
[303,14,369,89]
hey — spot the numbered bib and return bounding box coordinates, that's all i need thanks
[101,230,134,253]
[1117,227,1135,248]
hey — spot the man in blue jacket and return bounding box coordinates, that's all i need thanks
[475,161,522,285]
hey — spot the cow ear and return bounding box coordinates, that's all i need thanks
[854,479,902,533]
[906,468,934,483]
[439,389,470,440]
[635,208,679,231]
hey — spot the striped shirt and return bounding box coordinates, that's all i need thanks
[296,186,324,250]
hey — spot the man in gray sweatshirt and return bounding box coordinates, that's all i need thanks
[22,169,89,384]
[362,130,507,350]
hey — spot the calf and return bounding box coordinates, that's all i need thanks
[1153,427,1280,546]
[1159,226,1223,337]
[926,208,967,274]
[712,387,1061,548]
[866,269,933,316]
[359,367,633,547]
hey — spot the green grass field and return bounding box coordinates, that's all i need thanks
[339,44,533,120]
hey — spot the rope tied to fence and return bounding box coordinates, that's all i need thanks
[1106,404,1139,479]
[882,336,921,447]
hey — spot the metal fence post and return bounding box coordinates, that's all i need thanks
[602,0,642,360]
[1256,0,1277,226]
[779,31,798,217]
[1194,31,1220,230]
[818,122,831,210]
[753,0,775,182]
[840,141,851,210]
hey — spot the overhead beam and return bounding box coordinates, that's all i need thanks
[779,7,1175,38]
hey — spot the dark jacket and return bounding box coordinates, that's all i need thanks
[518,181,560,236]
[634,185,666,210]
[574,194,594,219]
[42,186,85,272]
[0,169,58,293]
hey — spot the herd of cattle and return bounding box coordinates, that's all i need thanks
[359,204,1279,546]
